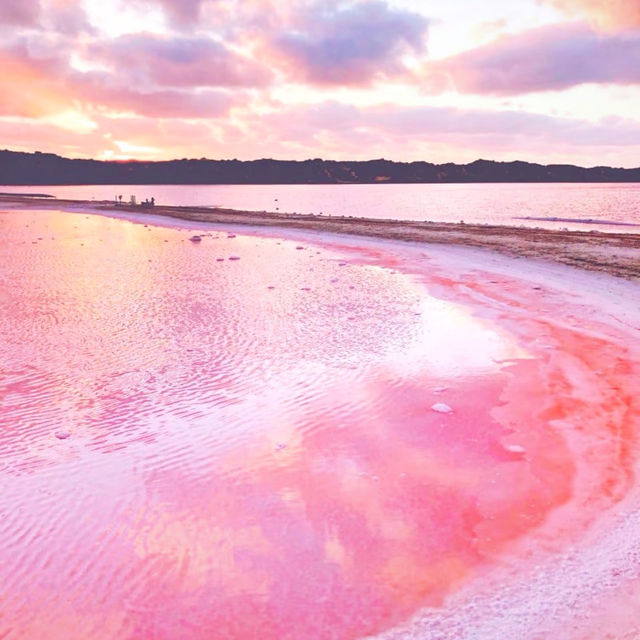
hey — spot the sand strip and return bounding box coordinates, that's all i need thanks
[2,194,639,280]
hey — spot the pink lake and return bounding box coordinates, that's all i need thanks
[1,208,640,639]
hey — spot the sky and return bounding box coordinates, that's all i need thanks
[1,0,640,165]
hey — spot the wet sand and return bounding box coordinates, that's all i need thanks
[1,194,639,280]
[2,198,640,639]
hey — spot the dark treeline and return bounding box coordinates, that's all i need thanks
[1,150,640,185]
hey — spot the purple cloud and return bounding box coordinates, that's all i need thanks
[134,0,206,25]
[273,0,429,85]
[0,0,40,25]
[43,0,93,35]
[72,70,237,117]
[257,100,640,153]
[90,34,273,89]
[431,23,640,95]
[543,0,640,30]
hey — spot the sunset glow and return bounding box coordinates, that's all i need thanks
[1,0,640,165]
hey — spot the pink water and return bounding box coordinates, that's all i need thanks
[3,182,640,232]
[1,209,640,639]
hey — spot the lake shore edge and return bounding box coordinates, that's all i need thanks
[2,194,639,280]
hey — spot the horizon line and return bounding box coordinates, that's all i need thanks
[2,148,640,172]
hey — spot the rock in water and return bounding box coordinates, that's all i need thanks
[505,444,526,454]
[431,403,453,414]
[189,235,202,243]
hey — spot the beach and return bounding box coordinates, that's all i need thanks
[2,194,638,280]
[1,197,639,639]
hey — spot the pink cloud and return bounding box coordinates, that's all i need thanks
[1,0,639,168]
[71,71,238,118]
[544,0,640,30]
[263,101,640,146]
[138,0,206,24]
[0,119,113,158]
[268,0,429,85]
[3,99,640,166]
[0,46,74,118]
[0,43,238,120]
[89,33,272,89]
[242,101,640,166]
[426,23,640,95]
[0,0,40,26]
[42,0,93,35]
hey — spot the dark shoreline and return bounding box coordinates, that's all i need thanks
[2,150,640,185]
[2,194,639,281]
[0,192,54,198]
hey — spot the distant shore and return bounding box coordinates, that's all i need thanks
[2,150,640,184]
[2,194,639,281]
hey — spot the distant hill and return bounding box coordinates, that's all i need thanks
[1,150,639,185]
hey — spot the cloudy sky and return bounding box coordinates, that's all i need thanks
[2,0,640,165]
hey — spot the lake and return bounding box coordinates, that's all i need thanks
[1,207,640,639]
[2,182,640,233]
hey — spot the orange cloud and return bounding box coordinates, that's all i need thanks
[420,23,640,95]
[545,0,640,29]
[0,52,72,118]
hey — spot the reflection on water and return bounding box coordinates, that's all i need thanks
[1,209,639,639]
[2,182,640,232]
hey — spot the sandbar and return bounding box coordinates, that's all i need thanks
[1,194,639,281]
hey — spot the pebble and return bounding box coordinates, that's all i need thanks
[55,431,71,440]
[505,444,526,454]
[431,403,453,414]
[189,235,202,243]
[228,256,240,261]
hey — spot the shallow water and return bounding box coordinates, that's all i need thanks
[1,209,639,639]
[3,182,640,232]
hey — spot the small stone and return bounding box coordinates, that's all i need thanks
[189,235,202,243]
[275,443,287,451]
[228,256,240,261]
[505,444,526,454]
[55,431,71,440]
[433,386,449,394]
[431,403,453,414]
